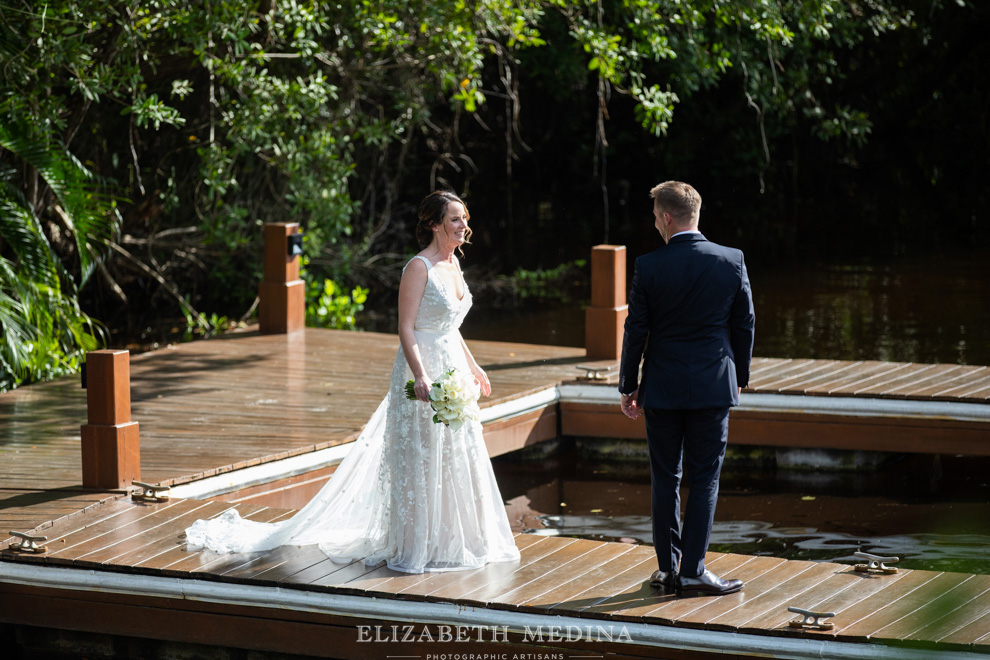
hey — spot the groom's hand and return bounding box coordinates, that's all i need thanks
[620,390,641,420]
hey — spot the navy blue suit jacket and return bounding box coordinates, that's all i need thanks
[618,233,755,410]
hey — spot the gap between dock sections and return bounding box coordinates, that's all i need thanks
[171,385,988,501]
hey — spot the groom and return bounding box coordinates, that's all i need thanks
[618,181,755,597]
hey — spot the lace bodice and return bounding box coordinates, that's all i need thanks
[408,255,472,335]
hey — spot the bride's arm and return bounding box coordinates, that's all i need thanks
[398,259,431,402]
[459,337,492,397]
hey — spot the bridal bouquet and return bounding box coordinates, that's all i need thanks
[405,368,480,432]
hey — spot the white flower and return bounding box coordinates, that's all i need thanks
[403,367,480,432]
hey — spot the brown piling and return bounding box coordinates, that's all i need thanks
[80,350,140,490]
[259,222,305,334]
[585,244,628,360]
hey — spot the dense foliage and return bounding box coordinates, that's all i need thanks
[2,0,981,391]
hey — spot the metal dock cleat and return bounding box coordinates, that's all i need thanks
[854,551,899,574]
[576,364,616,380]
[132,481,171,502]
[8,531,48,554]
[787,606,835,630]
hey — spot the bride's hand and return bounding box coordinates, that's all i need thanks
[413,374,433,402]
[472,365,491,397]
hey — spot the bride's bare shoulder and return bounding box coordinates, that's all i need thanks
[404,255,430,272]
[400,256,430,289]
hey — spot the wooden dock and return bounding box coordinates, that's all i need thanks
[3,327,990,658]
[3,495,989,659]
[0,328,586,534]
[562,356,990,456]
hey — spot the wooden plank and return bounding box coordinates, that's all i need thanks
[700,561,840,632]
[751,360,840,391]
[881,573,990,642]
[513,541,638,612]
[366,533,547,599]
[749,359,822,388]
[930,373,990,401]
[956,382,990,402]
[856,363,960,396]
[880,589,989,647]
[96,500,222,567]
[483,539,621,606]
[816,362,919,395]
[1,492,126,544]
[138,501,277,572]
[223,544,332,584]
[276,555,373,588]
[746,356,777,372]
[762,362,869,395]
[641,555,785,624]
[748,358,797,378]
[162,505,296,574]
[240,544,330,583]
[306,558,386,589]
[830,571,966,641]
[335,563,413,594]
[581,553,766,623]
[552,545,671,618]
[755,360,844,392]
[852,362,938,395]
[63,500,221,565]
[428,537,592,605]
[665,559,821,627]
[937,608,990,648]
[790,361,892,395]
[729,410,990,455]
[561,401,647,439]
[392,534,557,600]
[484,406,558,458]
[39,499,191,560]
[891,365,985,399]
[753,565,914,633]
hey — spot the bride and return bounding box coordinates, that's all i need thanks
[185,190,521,573]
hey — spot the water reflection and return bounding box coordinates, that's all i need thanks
[494,447,990,575]
[521,515,990,575]
[460,251,990,366]
[749,254,990,365]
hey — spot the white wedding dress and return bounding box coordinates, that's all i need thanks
[185,255,521,573]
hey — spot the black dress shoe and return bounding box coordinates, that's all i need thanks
[649,570,676,589]
[676,569,743,597]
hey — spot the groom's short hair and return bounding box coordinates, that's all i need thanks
[650,181,701,223]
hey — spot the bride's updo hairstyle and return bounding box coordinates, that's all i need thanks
[416,190,473,249]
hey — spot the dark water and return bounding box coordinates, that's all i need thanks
[747,253,990,365]
[462,251,990,366]
[493,446,990,575]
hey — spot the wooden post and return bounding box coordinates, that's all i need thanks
[259,222,305,334]
[585,244,628,360]
[80,350,140,490]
